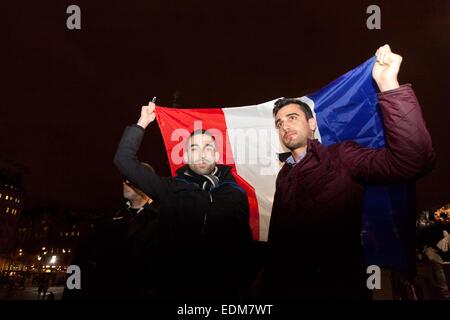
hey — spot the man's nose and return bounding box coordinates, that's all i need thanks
[281,122,290,132]
[201,150,210,158]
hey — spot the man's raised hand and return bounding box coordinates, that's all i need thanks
[372,44,402,92]
[137,100,156,129]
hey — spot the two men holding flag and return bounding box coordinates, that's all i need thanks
[114,44,435,299]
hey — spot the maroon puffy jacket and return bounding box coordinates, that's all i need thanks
[265,84,436,298]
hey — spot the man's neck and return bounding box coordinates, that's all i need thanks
[128,198,151,209]
[291,146,307,162]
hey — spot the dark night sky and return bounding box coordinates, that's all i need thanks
[2,1,449,211]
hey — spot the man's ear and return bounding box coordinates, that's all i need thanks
[308,118,317,135]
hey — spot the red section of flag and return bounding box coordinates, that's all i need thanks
[155,106,260,240]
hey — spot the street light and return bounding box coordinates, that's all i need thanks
[49,255,57,265]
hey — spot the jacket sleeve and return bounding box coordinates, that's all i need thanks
[340,84,436,184]
[113,124,171,203]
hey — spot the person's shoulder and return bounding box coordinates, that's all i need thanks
[333,140,361,150]
[216,165,248,194]
[328,140,364,156]
[216,164,233,178]
[142,202,159,218]
[322,141,367,167]
[221,180,246,195]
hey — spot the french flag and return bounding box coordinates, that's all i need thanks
[155,57,412,270]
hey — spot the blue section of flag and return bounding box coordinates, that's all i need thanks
[308,57,414,271]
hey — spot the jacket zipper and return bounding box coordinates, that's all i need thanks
[202,192,213,235]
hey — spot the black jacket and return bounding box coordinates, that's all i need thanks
[113,124,254,299]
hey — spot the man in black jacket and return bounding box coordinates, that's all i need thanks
[113,103,254,300]
[64,179,159,299]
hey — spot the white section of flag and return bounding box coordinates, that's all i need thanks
[222,97,321,241]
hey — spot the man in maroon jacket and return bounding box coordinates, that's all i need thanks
[264,45,436,299]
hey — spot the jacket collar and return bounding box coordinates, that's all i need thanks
[307,139,324,162]
[278,139,324,164]
[175,164,233,184]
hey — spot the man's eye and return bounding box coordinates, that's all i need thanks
[289,115,297,120]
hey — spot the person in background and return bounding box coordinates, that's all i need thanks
[64,172,159,299]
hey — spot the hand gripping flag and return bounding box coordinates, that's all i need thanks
[155,57,413,270]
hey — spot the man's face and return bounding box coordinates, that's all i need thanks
[275,104,317,151]
[122,181,145,201]
[185,133,218,175]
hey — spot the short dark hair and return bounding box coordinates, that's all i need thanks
[187,129,216,148]
[273,98,314,120]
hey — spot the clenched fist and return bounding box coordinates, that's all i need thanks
[137,101,156,129]
[372,44,403,92]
